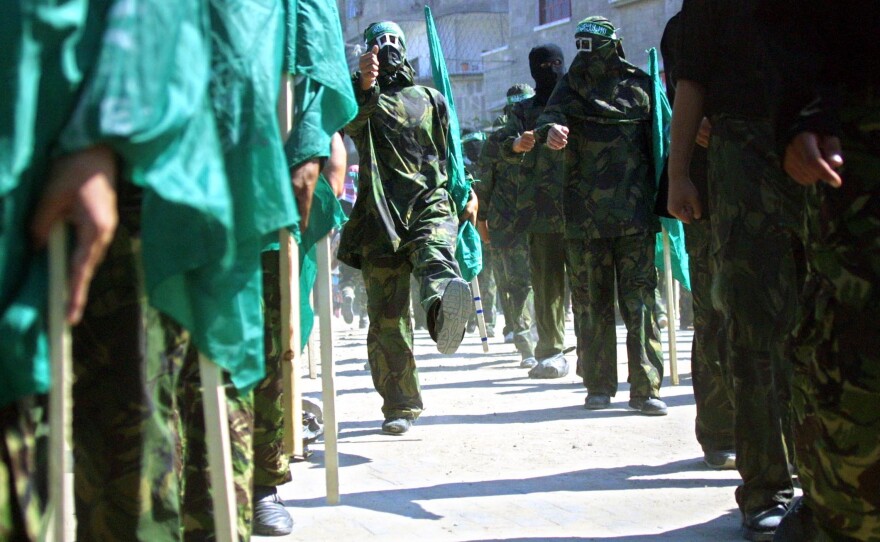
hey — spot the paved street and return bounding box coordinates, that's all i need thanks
[260,315,751,541]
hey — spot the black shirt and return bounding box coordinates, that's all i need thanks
[676,0,777,120]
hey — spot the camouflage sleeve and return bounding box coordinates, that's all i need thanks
[534,77,573,143]
[345,72,380,138]
[498,106,527,165]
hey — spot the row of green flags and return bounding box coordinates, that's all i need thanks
[0,0,356,407]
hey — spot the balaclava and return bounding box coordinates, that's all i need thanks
[528,44,565,106]
[504,83,535,116]
[364,21,415,88]
[566,16,651,122]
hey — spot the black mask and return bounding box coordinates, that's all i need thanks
[529,44,565,105]
[377,46,405,76]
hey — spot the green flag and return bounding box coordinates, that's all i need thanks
[296,177,348,350]
[60,1,299,392]
[0,1,91,406]
[648,48,691,291]
[425,6,482,282]
[284,0,357,349]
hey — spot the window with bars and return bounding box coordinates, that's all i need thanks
[538,0,571,25]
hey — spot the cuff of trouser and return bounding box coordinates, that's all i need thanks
[254,469,292,488]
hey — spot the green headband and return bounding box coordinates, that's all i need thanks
[461,132,487,143]
[506,91,534,105]
[576,20,617,39]
[364,22,406,48]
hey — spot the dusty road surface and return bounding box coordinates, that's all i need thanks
[261,315,749,542]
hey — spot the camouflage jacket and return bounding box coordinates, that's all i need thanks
[499,97,565,234]
[474,114,524,248]
[338,76,453,268]
[535,72,660,240]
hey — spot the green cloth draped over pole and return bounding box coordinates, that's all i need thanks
[283,0,357,351]
[649,47,690,291]
[296,178,348,351]
[57,1,298,392]
[424,6,482,282]
[0,0,91,407]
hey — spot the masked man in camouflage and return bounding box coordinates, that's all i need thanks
[537,17,667,415]
[339,21,473,435]
[476,84,538,368]
[501,44,570,379]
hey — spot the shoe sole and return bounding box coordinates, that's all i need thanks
[436,279,471,355]
[585,397,610,410]
[741,526,775,541]
[704,457,736,470]
[381,422,411,435]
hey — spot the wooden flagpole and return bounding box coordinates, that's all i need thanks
[314,235,339,504]
[278,74,304,457]
[661,226,679,385]
[47,224,73,541]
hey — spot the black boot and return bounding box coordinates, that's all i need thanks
[253,485,294,536]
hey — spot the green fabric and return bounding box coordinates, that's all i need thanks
[461,132,487,144]
[0,0,89,406]
[363,21,406,50]
[648,48,691,291]
[284,0,358,168]
[425,6,482,282]
[284,0,356,350]
[297,177,347,351]
[60,1,298,391]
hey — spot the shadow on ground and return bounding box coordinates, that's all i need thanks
[463,511,740,540]
[285,457,738,523]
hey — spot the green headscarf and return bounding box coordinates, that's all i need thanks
[363,21,415,89]
[566,16,651,123]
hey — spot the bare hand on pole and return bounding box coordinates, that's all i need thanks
[32,145,118,325]
[512,130,536,153]
[291,159,322,231]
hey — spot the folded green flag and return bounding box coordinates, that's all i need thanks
[60,1,299,392]
[649,48,691,291]
[284,0,358,168]
[284,0,357,349]
[297,177,348,350]
[425,6,482,282]
[0,1,90,406]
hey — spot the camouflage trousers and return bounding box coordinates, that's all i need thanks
[0,400,41,542]
[73,214,254,541]
[468,244,496,332]
[251,250,292,488]
[490,247,514,338]
[528,233,567,359]
[339,262,367,318]
[409,276,427,329]
[72,216,184,542]
[492,244,535,360]
[708,116,803,514]
[683,219,735,454]
[566,233,664,398]
[177,345,253,542]
[790,96,880,540]
[361,215,461,420]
